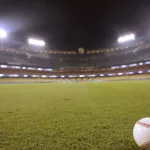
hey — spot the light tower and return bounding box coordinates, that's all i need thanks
[26,38,46,52]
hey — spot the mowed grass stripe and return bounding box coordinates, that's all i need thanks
[0,81,150,150]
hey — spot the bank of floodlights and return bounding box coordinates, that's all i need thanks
[28,38,45,46]
[118,34,135,43]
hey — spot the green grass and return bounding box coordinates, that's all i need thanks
[0,81,150,150]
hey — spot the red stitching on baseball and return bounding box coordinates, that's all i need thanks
[136,121,150,128]
[140,141,150,149]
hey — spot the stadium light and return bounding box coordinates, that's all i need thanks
[0,29,7,38]
[28,38,45,46]
[118,34,135,43]
[79,75,85,78]
[0,74,4,77]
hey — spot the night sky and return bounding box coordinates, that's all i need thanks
[0,0,149,50]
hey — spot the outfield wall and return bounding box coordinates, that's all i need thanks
[0,74,150,83]
[94,74,150,81]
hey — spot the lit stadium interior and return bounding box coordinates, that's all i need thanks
[1,1,150,150]
[0,33,150,83]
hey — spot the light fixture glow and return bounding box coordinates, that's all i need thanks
[118,34,135,43]
[0,29,7,38]
[28,38,45,46]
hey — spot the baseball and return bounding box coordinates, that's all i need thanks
[133,118,150,149]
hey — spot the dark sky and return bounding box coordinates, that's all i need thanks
[0,0,150,50]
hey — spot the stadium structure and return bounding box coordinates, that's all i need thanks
[0,34,150,82]
[1,29,150,150]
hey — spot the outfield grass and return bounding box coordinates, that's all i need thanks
[0,81,150,150]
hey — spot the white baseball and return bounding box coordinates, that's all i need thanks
[133,118,150,149]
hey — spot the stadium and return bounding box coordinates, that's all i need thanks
[1,31,150,150]
[0,33,150,83]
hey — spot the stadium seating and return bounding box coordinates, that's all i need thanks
[0,36,150,71]
[0,49,150,69]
